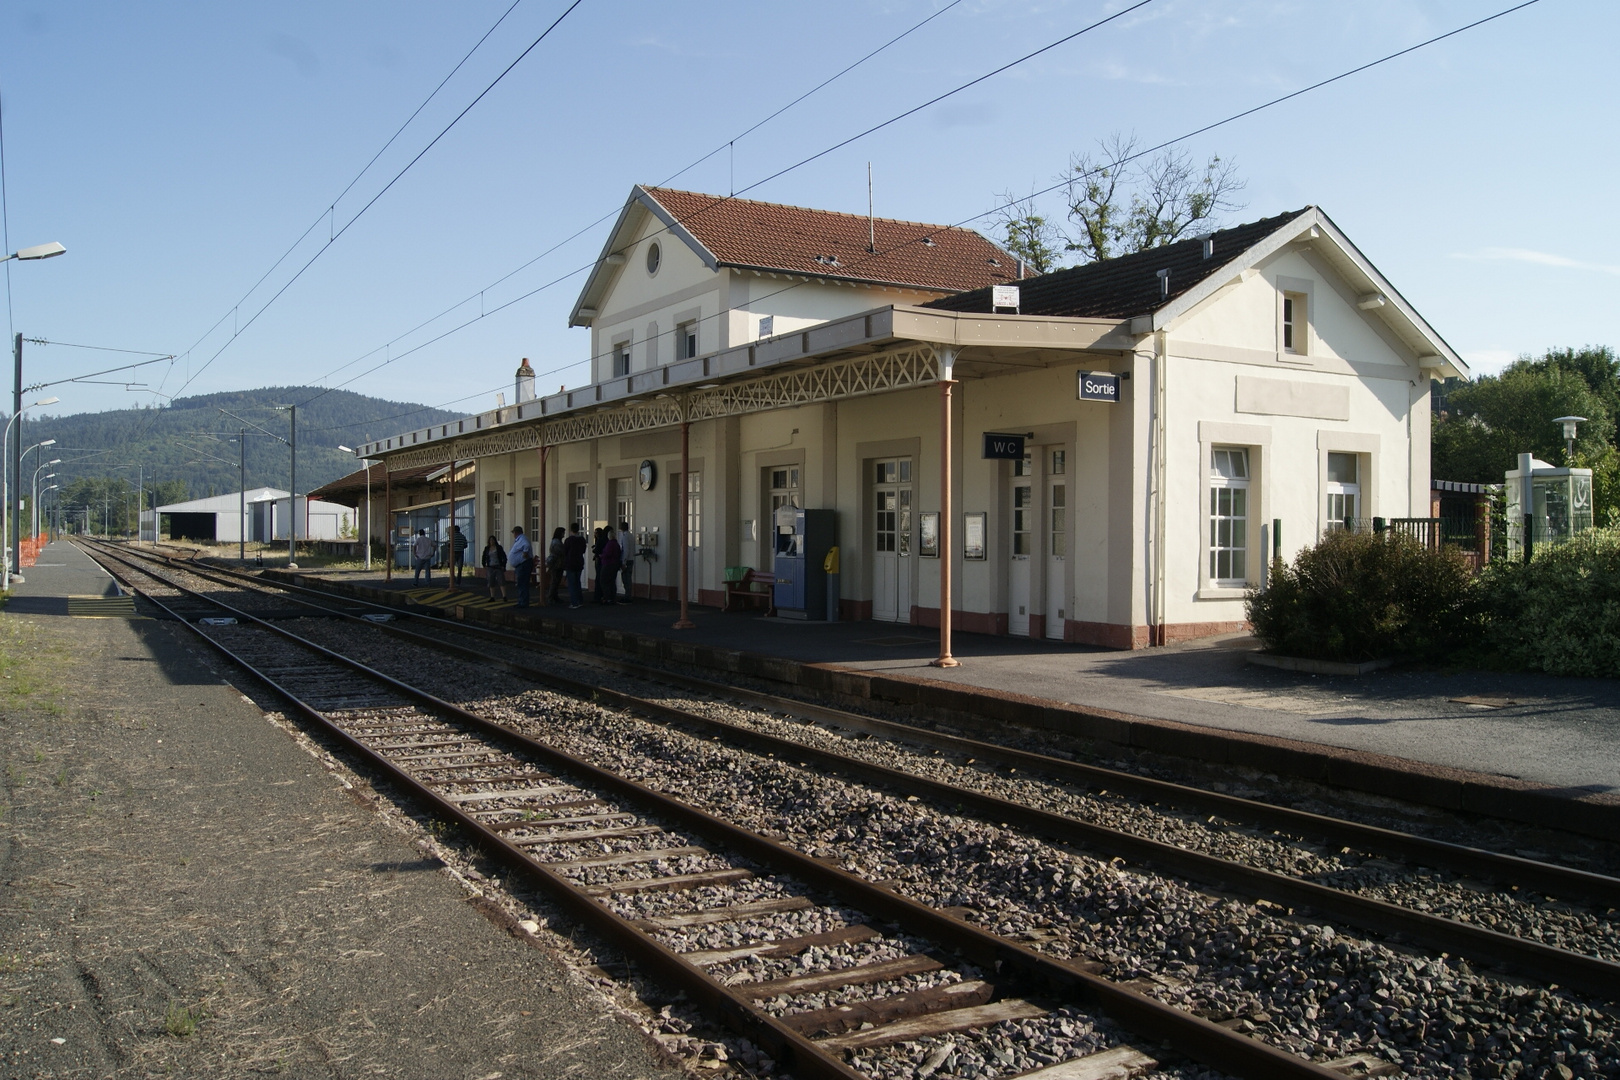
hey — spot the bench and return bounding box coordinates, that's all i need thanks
[723,568,777,615]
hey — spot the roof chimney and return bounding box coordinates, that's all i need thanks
[1200,234,1214,260]
[1156,268,1171,299]
[515,358,536,403]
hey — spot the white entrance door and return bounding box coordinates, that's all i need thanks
[872,457,912,622]
[1009,454,1034,636]
[1045,450,1068,638]
[685,471,701,602]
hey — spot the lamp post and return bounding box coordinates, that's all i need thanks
[2,396,60,589]
[20,439,57,548]
[338,446,372,571]
[33,465,58,538]
[39,484,57,540]
[1553,416,1586,465]
[8,246,67,588]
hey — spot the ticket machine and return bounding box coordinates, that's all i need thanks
[772,508,836,619]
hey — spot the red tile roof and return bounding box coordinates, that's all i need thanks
[643,187,1017,293]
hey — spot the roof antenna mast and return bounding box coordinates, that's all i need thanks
[867,162,875,253]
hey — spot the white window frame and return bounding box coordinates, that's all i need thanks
[1325,452,1360,531]
[678,321,698,360]
[1317,433,1380,538]
[1208,447,1251,588]
[612,339,631,378]
[1276,276,1315,361]
[1196,422,1271,599]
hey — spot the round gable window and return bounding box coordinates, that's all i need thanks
[646,242,661,276]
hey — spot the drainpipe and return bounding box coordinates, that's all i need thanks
[1149,330,1169,646]
[384,465,394,583]
[931,347,960,668]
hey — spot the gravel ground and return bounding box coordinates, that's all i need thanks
[268,613,1620,1080]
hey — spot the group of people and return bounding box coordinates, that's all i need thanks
[473,520,635,610]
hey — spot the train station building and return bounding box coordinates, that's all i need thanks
[356,186,1466,647]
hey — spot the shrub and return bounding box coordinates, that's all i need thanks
[1246,529,1481,663]
[1479,526,1620,676]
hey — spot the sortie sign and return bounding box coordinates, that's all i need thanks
[1077,371,1120,403]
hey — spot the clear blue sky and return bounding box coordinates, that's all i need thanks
[2,0,1613,428]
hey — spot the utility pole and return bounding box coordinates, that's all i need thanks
[288,405,298,568]
[239,429,247,563]
[12,333,21,576]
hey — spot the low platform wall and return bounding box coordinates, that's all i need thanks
[267,569,1620,842]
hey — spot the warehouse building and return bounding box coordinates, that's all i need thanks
[145,488,355,543]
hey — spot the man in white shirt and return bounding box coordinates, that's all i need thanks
[507,526,534,608]
[411,529,435,586]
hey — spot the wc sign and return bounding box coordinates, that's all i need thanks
[982,432,1026,460]
[1077,370,1120,403]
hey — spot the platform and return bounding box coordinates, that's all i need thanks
[293,565,1620,812]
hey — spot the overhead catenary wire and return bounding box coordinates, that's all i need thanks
[153,0,586,409]
[291,0,975,406]
[334,0,1544,417]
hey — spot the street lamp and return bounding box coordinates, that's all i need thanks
[338,445,372,571]
[39,484,57,539]
[0,242,66,263]
[2,396,59,589]
[1553,416,1586,465]
[32,465,58,539]
[20,440,57,543]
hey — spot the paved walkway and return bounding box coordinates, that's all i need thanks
[0,542,675,1079]
[316,567,1620,797]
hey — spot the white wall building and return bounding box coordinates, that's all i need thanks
[148,488,355,543]
[360,191,1465,647]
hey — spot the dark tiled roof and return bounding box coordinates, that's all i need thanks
[924,208,1312,319]
[644,187,1017,293]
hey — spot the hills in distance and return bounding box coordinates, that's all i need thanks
[24,387,462,502]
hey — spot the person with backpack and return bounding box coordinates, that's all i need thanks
[562,523,587,609]
[481,534,507,601]
[450,524,470,584]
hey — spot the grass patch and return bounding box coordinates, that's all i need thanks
[0,618,70,711]
[164,1001,204,1038]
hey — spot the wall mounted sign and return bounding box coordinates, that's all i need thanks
[963,512,987,560]
[638,459,657,490]
[919,512,939,558]
[991,284,1021,311]
[1077,371,1120,403]
[982,432,1026,460]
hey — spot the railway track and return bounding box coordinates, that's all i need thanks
[83,541,1620,1077]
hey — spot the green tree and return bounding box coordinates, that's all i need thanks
[990,190,1062,275]
[1432,346,1619,523]
[1061,133,1245,264]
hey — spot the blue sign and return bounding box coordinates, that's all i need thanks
[983,432,1026,460]
[1077,371,1120,403]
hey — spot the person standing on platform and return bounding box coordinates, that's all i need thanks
[591,527,608,604]
[617,520,635,602]
[508,525,534,608]
[482,534,507,601]
[599,528,622,605]
[450,525,469,583]
[562,523,587,609]
[411,529,435,585]
[546,527,565,605]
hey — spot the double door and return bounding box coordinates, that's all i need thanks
[1009,449,1068,638]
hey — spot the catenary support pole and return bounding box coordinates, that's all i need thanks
[239,431,247,563]
[10,333,21,580]
[932,349,959,668]
[287,405,298,567]
[674,415,695,630]
[384,465,393,583]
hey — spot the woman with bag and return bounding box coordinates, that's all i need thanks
[599,528,623,605]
